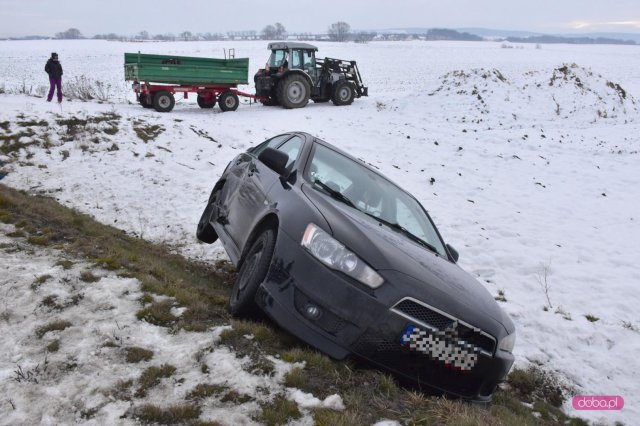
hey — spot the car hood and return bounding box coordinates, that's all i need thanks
[302,183,513,332]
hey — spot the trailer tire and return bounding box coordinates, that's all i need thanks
[153,91,175,112]
[197,95,216,109]
[277,74,310,109]
[331,80,356,106]
[139,93,152,108]
[219,91,239,112]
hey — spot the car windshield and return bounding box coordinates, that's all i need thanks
[268,50,287,68]
[307,144,448,257]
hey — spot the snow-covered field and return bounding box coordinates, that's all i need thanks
[1,39,639,424]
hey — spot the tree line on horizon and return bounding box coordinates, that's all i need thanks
[5,25,636,46]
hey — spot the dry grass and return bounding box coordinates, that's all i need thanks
[36,320,72,338]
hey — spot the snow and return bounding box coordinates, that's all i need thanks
[1,39,640,425]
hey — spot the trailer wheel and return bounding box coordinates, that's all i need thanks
[277,74,310,109]
[219,91,239,112]
[139,93,152,108]
[331,80,356,106]
[153,91,175,113]
[197,95,216,109]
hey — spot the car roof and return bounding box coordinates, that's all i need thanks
[267,42,318,51]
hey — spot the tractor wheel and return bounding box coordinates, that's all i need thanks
[331,80,356,106]
[139,93,152,108]
[197,95,216,109]
[219,91,239,112]
[277,74,310,109]
[153,91,175,112]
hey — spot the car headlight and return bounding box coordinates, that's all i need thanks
[499,332,516,353]
[301,223,384,289]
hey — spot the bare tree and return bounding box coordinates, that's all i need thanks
[262,25,277,40]
[137,30,149,40]
[55,28,83,39]
[328,22,350,42]
[274,22,287,39]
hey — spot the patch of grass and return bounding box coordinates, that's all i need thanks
[56,259,74,270]
[139,293,154,304]
[0,209,13,223]
[7,229,26,238]
[312,408,362,426]
[133,119,165,143]
[125,346,154,363]
[27,234,51,246]
[40,294,61,309]
[135,364,176,397]
[0,121,10,132]
[136,300,177,327]
[36,320,72,338]
[508,366,570,407]
[186,383,228,400]
[33,274,52,288]
[0,184,229,334]
[283,367,307,388]
[220,390,253,404]
[16,119,48,127]
[131,404,201,425]
[258,395,301,426]
[79,270,100,283]
[103,379,133,401]
[249,357,276,376]
[95,256,119,270]
[584,314,600,323]
[46,339,60,352]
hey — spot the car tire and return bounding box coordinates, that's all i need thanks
[219,91,239,112]
[229,228,276,317]
[196,190,219,244]
[153,91,175,112]
[277,74,310,109]
[331,80,356,106]
[197,95,216,109]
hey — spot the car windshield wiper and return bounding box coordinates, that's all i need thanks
[363,212,440,255]
[313,179,356,209]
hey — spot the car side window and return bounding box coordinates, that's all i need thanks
[252,135,291,156]
[277,136,304,168]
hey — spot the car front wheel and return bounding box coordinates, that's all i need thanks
[229,228,276,317]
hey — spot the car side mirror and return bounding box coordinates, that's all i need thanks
[258,147,289,177]
[446,244,459,263]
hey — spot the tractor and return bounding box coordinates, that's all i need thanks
[254,42,368,109]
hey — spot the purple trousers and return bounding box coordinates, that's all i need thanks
[47,77,62,102]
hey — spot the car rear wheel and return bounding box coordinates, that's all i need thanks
[229,228,276,317]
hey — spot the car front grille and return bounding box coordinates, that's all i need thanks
[353,331,484,397]
[391,298,496,355]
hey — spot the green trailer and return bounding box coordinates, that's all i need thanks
[124,51,255,112]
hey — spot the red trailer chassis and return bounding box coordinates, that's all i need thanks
[132,81,265,113]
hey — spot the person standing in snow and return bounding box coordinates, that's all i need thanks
[45,52,63,103]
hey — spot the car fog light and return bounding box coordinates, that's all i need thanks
[305,304,321,319]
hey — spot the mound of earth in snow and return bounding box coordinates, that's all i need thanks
[428,63,637,124]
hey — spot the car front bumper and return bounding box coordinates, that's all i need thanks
[255,229,514,402]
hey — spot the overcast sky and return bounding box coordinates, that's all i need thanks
[1,0,639,37]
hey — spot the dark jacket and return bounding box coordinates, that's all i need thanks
[45,59,63,79]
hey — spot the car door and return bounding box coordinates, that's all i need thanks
[231,135,306,251]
